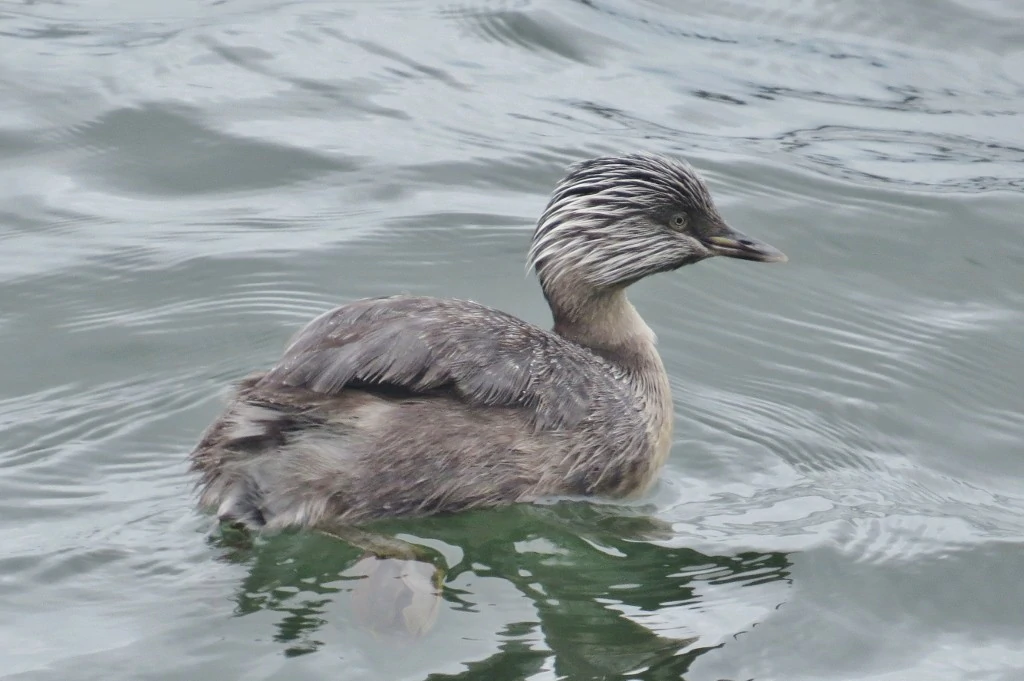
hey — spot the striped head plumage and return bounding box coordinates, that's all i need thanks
[528,153,786,293]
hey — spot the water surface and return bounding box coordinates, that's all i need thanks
[2,0,1023,679]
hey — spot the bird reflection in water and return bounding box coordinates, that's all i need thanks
[208,504,792,677]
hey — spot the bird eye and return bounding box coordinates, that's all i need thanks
[671,214,687,228]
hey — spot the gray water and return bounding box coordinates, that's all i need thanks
[2,0,1023,679]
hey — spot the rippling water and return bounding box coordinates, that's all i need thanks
[2,0,1023,679]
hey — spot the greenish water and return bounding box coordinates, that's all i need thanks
[2,0,1023,679]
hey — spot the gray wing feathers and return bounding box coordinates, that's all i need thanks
[259,296,611,429]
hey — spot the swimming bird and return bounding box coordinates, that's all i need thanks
[189,152,786,531]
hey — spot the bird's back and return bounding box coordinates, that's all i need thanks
[189,295,659,529]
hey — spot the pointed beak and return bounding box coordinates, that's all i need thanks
[704,224,787,263]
